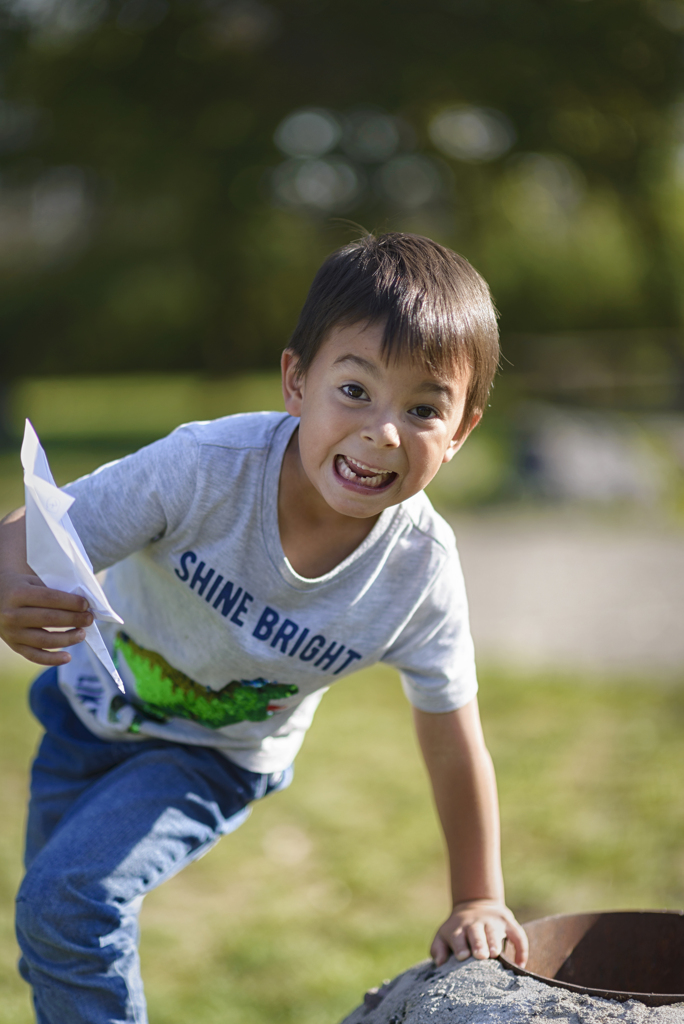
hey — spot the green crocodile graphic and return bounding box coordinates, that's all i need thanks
[113,632,298,730]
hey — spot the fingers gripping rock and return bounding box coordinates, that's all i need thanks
[339,957,684,1023]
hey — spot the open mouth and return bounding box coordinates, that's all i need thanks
[334,455,397,491]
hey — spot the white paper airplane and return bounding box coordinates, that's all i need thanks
[21,420,125,692]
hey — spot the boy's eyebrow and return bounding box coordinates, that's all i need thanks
[417,379,454,399]
[415,379,456,410]
[333,354,379,375]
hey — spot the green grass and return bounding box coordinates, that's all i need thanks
[0,370,286,518]
[1,661,683,1024]
[8,373,286,442]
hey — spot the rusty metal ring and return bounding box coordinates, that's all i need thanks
[499,910,684,1006]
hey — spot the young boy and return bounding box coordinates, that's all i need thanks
[0,232,527,1023]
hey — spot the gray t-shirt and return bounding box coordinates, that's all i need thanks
[58,412,477,772]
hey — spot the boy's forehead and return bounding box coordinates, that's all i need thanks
[323,321,468,380]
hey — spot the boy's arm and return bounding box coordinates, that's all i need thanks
[412,698,528,967]
[0,508,92,665]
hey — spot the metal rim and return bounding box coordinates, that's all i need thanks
[498,910,684,1007]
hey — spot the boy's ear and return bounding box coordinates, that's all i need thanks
[281,349,305,417]
[443,410,482,464]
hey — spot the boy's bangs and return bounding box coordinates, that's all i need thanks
[378,309,476,381]
[288,232,500,420]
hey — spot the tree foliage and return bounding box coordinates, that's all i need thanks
[0,0,683,382]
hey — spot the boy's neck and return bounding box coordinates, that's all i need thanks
[278,429,380,579]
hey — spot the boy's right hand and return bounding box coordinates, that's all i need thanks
[0,571,93,666]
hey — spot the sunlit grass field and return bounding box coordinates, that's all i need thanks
[1,659,683,1024]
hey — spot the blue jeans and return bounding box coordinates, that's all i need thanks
[15,668,293,1024]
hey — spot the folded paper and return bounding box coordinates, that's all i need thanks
[21,420,125,692]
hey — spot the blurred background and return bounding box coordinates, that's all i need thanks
[2,1,684,1022]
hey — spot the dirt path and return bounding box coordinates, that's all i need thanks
[452,508,684,676]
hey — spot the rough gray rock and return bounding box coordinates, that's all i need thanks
[339,958,684,1024]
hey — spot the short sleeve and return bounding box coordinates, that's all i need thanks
[62,426,201,573]
[381,546,478,713]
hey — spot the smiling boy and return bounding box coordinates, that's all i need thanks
[0,232,527,1024]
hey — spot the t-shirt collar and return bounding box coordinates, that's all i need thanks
[261,414,399,591]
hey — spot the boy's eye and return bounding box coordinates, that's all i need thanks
[341,384,368,401]
[411,405,438,419]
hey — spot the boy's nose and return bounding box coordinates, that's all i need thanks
[361,418,401,448]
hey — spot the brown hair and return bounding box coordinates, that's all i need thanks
[287,232,500,426]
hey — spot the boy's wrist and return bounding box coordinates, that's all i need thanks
[451,896,509,917]
[452,897,505,908]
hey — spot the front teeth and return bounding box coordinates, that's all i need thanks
[336,456,393,489]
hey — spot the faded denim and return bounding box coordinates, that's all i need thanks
[16,668,292,1024]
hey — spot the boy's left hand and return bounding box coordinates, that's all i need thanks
[431,899,528,968]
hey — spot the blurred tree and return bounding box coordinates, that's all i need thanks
[0,0,683,400]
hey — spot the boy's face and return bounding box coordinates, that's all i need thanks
[282,321,480,520]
